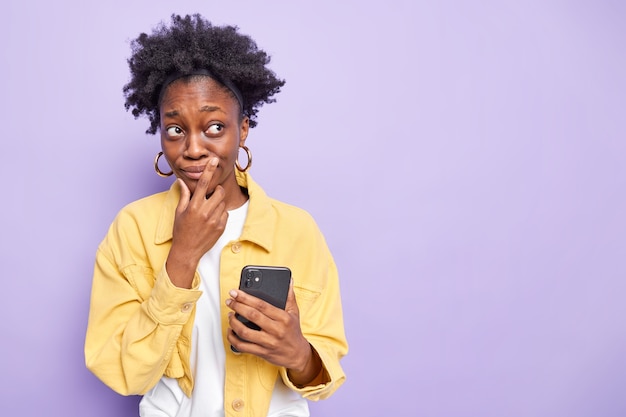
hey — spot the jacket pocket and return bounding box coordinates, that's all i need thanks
[123,265,156,300]
[293,285,320,311]
[255,356,280,391]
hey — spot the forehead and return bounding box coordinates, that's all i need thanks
[159,76,238,112]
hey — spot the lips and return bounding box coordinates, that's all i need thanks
[181,165,206,180]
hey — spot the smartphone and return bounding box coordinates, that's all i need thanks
[231,265,291,352]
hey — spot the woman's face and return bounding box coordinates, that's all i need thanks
[159,76,249,198]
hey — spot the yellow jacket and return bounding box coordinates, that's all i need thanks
[85,171,347,416]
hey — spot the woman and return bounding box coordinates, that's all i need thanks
[84,14,347,417]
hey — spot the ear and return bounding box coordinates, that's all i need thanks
[239,116,250,147]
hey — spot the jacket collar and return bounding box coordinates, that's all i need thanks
[154,171,275,252]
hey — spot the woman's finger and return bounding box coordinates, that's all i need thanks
[191,157,219,202]
[175,178,191,214]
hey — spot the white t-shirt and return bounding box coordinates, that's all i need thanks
[139,201,308,417]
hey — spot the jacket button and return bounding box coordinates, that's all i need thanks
[232,398,244,411]
[231,242,242,253]
[181,302,193,312]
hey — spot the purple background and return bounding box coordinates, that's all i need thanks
[2,1,625,416]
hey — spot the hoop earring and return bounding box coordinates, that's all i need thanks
[154,151,173,177]
[235,145,252,172]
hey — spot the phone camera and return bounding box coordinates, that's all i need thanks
[244,269,262,288]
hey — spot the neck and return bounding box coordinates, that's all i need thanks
[225,187,249,211]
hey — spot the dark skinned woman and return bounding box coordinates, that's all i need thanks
[85,14,347,417]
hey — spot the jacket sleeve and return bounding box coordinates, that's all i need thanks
[84,211,202,396]
[279,226,348,400]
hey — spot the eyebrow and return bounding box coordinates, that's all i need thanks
[199,105,223,114]
[163,105,223,119]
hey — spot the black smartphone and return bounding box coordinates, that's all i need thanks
[231,265,291,352]
[236,265,291,329]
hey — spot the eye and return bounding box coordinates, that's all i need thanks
[206,123,224,135]
[166,126,184,138]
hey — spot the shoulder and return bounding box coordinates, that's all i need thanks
[105,190,171,241]
[265,197,331,250]
[115,191,169,223]
[269,197,313,219]
[268,197,318,228]
[98,189,174,262]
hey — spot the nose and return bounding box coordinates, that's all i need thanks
[184,132,208,160]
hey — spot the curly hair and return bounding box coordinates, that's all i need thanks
[123,14,286,134]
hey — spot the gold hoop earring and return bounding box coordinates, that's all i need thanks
[154,151,173,177]
[235,145,252,172]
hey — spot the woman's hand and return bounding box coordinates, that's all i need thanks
[166,157,227,288]
[225,280,325,387]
